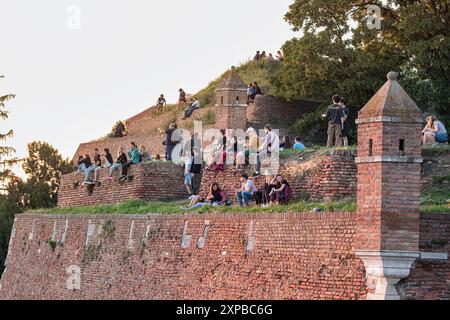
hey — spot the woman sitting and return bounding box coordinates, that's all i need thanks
[423,116,448,145]
[268,175,292,205]
[184,183,227,210]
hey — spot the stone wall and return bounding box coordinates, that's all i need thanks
[58,162,186,208]
[199,150,357,203]
[246,95,319,130]
[0,212,367,300]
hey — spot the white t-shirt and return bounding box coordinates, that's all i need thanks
[244,180,257,194]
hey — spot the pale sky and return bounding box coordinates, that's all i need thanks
[0,0,297,177]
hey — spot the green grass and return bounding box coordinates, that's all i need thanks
[420,175,450,213]
[31,198,357,216]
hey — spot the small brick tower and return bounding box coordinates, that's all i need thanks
[356,72,424,300]
[214,66,248,131]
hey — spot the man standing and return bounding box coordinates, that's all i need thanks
[158,123,178,161]
[324,95,344,148]
[156,94,166,114]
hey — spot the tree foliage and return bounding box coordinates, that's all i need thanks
[276,0,450,140]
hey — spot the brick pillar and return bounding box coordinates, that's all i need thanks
[214,66,248,131]
[355,72,424,300]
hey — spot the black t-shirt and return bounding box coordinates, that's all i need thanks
[326,104,344,125]
[157,97,166,105]
[190,162,202,174]
[117,153,127,164]
[94,154,101,166]
[105,153,114,165]
[79,157,92,168]
[211,190,223,203]
[165,128,177,146]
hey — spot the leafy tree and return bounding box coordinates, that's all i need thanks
[0,75,20,276]
[22,141,74,208]
[277,0,450,140]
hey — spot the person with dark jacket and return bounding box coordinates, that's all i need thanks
[189,147,203,195]
[107,147,128,180]
[324,95,344,148]
[77,154,92,174]
[158,123,179,161]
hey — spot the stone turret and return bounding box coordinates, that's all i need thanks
[214,66,248,131]
[355,72,424,300]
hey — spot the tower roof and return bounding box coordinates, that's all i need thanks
[216,66,246,90]
[358,72,423,123]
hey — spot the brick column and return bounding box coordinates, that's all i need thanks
[355,72,424,300]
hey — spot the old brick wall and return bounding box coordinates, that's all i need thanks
[200,150,357,203]
[400,213,450,300]
[58,162,187,208]
[0,212,368,300]
[246,96,319,130]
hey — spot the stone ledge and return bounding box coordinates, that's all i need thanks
[356,116,424,124]
[356,156,423,164]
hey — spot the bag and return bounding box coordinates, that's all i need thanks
[225,199,232,207]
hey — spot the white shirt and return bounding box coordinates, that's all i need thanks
[191,100,200,109]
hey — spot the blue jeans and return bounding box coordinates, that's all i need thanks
[436,132,448,143]
[236,191,254,207]
[166,144,175,161]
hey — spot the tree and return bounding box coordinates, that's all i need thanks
[0,75,21,276]
[22,141,74,208]
[276,0,450,141]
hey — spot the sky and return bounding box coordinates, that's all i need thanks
[0,0,297,177]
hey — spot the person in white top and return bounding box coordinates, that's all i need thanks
[236,173,257,207]
[182,97,201,120]
[259,124,279,158]
[423,116,448,145]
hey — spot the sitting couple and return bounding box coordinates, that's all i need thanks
[255,175,293,208]
[183,183,228,210]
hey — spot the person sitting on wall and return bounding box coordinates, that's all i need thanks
[183,183,227,210]
[268,174,292,205]
[156,94,167,114]
[77,154,92,174]
[139,145,152,162]
[247,83,256,103]
[118,142,141,182]
[423,116,448,145]
[254,176,276,208]
[293,137,306,150]
[84,149,102,185]
[236,173,257,207]
[250,82,263,101]
[102,148,114,168]
[182,97,201,120]
[106,147,128,180]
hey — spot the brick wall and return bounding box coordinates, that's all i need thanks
[58,162,187,208]
[246,96,319,130]
[400,213,450,300]
[0,212,368,300]
[199,150,357,203]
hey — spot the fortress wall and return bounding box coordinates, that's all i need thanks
[0,212,368,300]
[58,162,186,208]
[246,96,320,130]
[200,150,357,203]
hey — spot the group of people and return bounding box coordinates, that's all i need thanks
[253,50,284,62]
[247,82,263,103]
[324,95,350,148]
[76,143,153,185]
[183,173,292,211]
